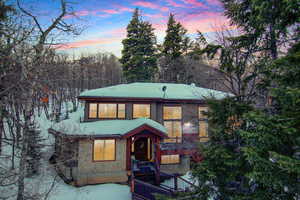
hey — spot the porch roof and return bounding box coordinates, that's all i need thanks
[49,118,167,138]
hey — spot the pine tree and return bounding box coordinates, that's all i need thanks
[162,13,188,59]
[188,41,300,200]
[160,13,189,83]
[120,8,157,82]
[221,0,300,60]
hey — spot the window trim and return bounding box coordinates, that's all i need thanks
[87,102,126,120]
[92,139,116,162]
[132,103,151,119]
[161,154,181,165]
[163,105,182,143]
[198,106,209,142]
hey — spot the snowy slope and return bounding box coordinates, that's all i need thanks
[34,105,132,200]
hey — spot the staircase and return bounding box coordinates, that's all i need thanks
[131,169,196,200]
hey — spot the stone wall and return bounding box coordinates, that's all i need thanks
[76,138,127,186]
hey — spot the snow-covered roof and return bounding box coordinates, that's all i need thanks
[50,118,167,137]
[79,82,231,100]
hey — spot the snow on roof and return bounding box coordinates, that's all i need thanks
[79,82,231,100]
[51,117,167,137]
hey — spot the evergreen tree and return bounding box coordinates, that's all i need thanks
[188,42,300,200]
[162,13,188,59]
[160,13,189,83]
[120,8,157,82]
[221,0,300,59]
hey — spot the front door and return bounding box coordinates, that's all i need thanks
[134,137,148,161]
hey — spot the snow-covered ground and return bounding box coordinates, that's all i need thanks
[35,103,132,200]
[1,102,195,200]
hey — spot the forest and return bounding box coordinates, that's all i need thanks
[0,0,300,199]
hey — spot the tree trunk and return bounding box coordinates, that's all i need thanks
[16,115,29,200]
[0,118,3,155]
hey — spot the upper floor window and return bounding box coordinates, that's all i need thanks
[133,104,150,118]
[93,139,116,161]
[88,103,125,119]
[163,106,182,120]
[163,106,182,143]
[199,107,209,142]
[89,103,98,118]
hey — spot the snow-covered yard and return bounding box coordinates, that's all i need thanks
[1,103,195,200]
[36,104,132,200]
[49,181,131,200]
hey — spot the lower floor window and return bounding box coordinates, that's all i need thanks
[161,154,180,164]
[199,121,209,142]
[164,121,182,143]
[94,139,116,161]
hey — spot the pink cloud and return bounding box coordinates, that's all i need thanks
[102,9,120,14]
[55,37,122,50]
[133,1,169,12]
[206,0,222,6]
[181,0,208,8]
[64,6,134,19]
[144,13,166,19]
[166,0,188,8]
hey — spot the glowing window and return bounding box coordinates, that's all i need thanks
[163,106,181,120]
[161,154,180,164]
[89,103,98,118]
[164,121,182,143]
[199,107,208,119]
[199,121,209,142]
[118,104,126,118]
[99,104,117,118]
[133,104,150,118]
[94,139,115,161]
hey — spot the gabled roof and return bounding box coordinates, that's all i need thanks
[78,82,231,101]
[49,118,167,138]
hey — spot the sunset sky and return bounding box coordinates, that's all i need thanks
[18,0,232,57]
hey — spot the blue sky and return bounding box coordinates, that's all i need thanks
[16,0,232,57]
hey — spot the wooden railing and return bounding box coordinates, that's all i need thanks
[160,172,196,192]
[164,136,210,144]
[132,179,174,200]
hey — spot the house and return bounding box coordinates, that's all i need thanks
[48,82,230,186]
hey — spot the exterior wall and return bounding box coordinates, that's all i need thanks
[55,136,79,182]
[160,155,190,175]
[76,138,127,186]
[126,102,133,119]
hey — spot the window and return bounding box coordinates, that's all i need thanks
[89,103,98,118]
[163,106,182,143]
[94,139,115,161]
[88,103,125,119]
[163,106,181,120]
[99,104,116,118]
[161,154,180,164]
[164,121,182,143]
[118,104,126,118]
[199,107,209,142]
[198,107,208,119]
[133,104,150,118]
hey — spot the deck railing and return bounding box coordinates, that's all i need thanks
[163,136,210,144]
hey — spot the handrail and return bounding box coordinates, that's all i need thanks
[134,179,173,193]
[177,176,197,188]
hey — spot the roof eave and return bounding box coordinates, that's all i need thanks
[77,96,206,103]
[48,128,122,139]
